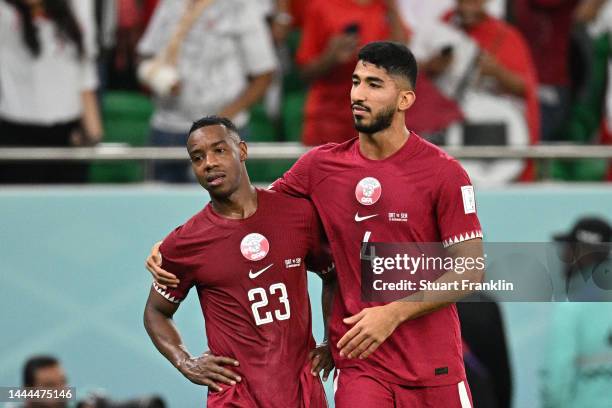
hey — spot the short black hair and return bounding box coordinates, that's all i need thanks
[188,116,240,139]
[357,41,418,89]
[23,355,59,386]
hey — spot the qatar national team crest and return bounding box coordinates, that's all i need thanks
[240,233,270,261]
[355,177,382,206]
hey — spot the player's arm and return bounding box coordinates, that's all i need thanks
[305,205,336,380]
[308,269,336,381]
[144,287,242,391]
[337,239,484,359]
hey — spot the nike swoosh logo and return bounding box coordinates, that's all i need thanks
[355,213,379,222]
[249,263,274,279]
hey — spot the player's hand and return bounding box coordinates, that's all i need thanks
[308,341,334,381]
[178,352,241,392]
[337,306,401,359]
[325,34,359,65]
[145,241,180,289]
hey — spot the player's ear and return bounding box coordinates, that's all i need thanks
[239,140,248,162]
[398,89,416,112]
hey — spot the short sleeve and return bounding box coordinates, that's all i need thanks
[269,147,319,198]
[137,0,174,56]
[237,1,278,75]
[304,202,335,276]
[152,227,196,304]
[435,160,483,248]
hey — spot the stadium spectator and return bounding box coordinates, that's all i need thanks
[137,0,277,183]
[425,0,540,185]
[22,355,68,408]
[296,0,408,146]
[0,0,102,184]
[511,0,607,142]
[553,216,612,301]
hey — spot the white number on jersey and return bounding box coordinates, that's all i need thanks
[248,283,291,326]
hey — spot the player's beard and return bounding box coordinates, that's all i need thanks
[354,104,395,134]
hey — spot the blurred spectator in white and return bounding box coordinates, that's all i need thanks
[397,0,506,31]
[413,0,539,186]
[0,0,102,184]
[137,0,277,183]
[297,0,408,146]
[512,0,606,142]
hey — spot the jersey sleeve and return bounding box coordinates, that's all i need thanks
[152,227,196,304]
[269,147,319,198]
[304,202,335,277]
[435,160,483,248]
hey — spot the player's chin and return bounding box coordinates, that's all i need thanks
[203,182,234,198]
[353,116,368,128]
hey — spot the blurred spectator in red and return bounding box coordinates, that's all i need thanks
[512,0,606,142]
[137,0,277,182]
[297,0,409,146]
[439,0,540,183]
[0,0,102,184]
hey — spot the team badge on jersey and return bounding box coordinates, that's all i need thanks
[240,233,270,261]
[355,177,382,206]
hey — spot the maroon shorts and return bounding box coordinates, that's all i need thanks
[334,367,473,408]
[206,363,328,408]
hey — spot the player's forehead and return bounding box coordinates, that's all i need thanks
[187,125,233,152]
[353,60,391,82]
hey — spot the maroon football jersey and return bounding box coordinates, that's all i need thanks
[154,189,331,407]
[272,133,483,387]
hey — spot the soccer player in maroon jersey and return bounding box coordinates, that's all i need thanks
[143,116,334,407]
[148,42,485,407]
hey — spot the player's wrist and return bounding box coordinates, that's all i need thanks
[385,302,413,326]
[174,353,194,374]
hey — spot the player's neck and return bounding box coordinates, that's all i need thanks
[211,183,258,219]
[358,121,410,160]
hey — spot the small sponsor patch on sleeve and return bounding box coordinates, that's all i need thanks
[461,185,476,214]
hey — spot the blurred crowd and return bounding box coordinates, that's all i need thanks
[1,0,612,184]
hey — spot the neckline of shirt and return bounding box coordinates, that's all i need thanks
[355,131,421,164]
[204,188,263,225]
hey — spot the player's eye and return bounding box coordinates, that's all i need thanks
[190,155,202,162]
[216,148,226,154]
[352,80,359,86]
[370,83,381,88]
